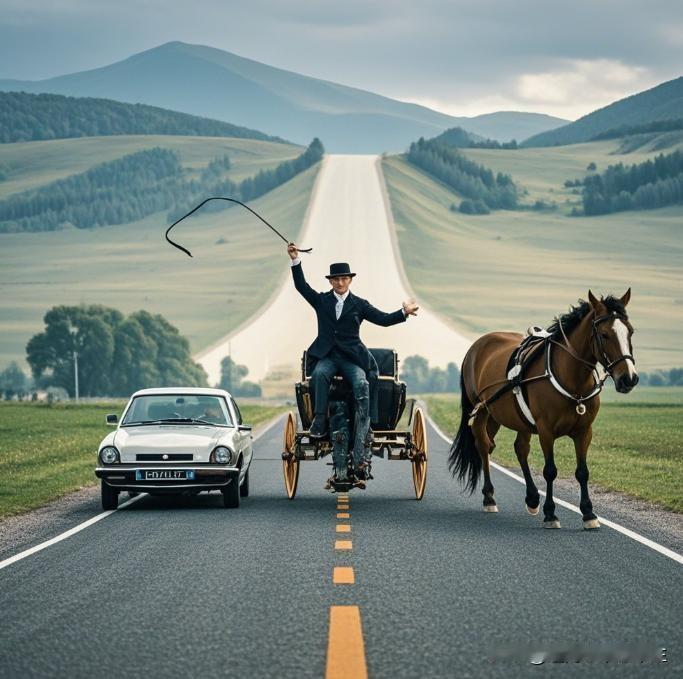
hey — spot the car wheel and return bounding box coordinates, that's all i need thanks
[239,467,250,498]
[101,481,119,510]
[222,478,240,508]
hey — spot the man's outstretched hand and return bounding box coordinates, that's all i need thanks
[287,243,298,260]
[403,300,419,316]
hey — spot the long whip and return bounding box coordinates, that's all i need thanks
[165,196,312,257]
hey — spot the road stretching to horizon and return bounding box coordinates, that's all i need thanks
[195,155,471,385]
[0,416,680,678]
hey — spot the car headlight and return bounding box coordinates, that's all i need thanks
[212,446,232,464]
[99,446,120,464]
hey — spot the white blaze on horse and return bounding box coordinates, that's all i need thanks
[449,289,637,529]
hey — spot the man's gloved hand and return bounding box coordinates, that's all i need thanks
[402,300,419,316]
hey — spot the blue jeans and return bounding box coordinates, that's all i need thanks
[311,349,371,467]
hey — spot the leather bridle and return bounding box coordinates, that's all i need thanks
[590,311,636,376]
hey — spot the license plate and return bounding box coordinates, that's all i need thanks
[135,470,195,481]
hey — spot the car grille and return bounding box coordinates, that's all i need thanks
[135,453,194,461]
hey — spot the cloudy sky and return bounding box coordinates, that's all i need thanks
[1,0,682,121]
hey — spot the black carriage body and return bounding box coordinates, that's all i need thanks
[295,349,406,431]
[283,348,428,500]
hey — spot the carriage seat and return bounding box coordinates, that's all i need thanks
[295,349,406,431]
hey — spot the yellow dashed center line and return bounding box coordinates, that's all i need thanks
[333,566,355,584]
[326,606,367,679]
[327,494,367,677]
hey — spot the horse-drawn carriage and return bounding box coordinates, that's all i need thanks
[281,348,428,498]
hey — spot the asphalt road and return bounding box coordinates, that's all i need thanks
[0,417,680,678]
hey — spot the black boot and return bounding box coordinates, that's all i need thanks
[309,414,328,439]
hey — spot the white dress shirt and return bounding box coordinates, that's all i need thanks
[333,290,349,320]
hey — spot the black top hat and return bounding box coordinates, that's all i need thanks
[325,262,356,279]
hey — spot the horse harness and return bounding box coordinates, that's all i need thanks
[468,310,635,429]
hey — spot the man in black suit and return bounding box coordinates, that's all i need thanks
[287,243,418,458]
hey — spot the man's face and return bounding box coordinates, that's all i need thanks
[329,275,352,295]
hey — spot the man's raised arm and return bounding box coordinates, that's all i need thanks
[362,299,419,326]
[288,243,318,308]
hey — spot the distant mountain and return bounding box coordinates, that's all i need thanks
[0,41,568,153]
[0,91,285,144]
[458,111,568,144]
[523,76,683,147]
[430,126,520,149]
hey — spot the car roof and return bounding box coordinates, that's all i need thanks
[130,387,234,399]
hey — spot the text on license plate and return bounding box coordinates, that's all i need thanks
[135,470,195,481]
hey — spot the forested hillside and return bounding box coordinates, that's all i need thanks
[0,138,324,232]
[406,137,518,212]
[581,149,683,215]
[523,76,683,147]
[591,118,683,141]
[432,126,518,149]
[0,91,284,144]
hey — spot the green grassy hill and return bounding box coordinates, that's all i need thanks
[0,135,301,200]
[382,139,683,371]
[0,135,318,370]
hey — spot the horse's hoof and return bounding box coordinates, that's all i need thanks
[483,504,499,513]
[543,520,561,529]
[525,504,540,515]
[583,518,600,530]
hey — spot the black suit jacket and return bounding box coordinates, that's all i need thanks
[292,262,406,372]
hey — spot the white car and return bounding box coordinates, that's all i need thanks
[95,388,253,510]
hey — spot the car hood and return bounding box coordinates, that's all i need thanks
[113,425,231,462]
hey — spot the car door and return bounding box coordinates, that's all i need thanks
[230,396,253,473]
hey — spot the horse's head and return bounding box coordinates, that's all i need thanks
[588,289,638,393]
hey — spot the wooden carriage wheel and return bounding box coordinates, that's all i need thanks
[282,411,300,499]
[410,407,428,500]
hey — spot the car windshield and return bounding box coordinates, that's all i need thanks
[122,395,232,426]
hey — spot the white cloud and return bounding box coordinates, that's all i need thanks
[515,59,651,114]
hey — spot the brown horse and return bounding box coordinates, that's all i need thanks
[448,289,637,529]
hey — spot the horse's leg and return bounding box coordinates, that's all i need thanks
[473,413,497,512]
[572,427,600,530]
[514,431,540,515]
[538,428,560,528]
[486,418,500,453]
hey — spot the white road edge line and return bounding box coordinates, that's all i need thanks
[427,415,683,566]
[0,415,286,572]
[0,494,143,571]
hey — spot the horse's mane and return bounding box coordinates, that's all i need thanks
[546,295,627,338]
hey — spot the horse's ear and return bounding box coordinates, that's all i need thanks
[620,287,631,307]
[588,290,600,309]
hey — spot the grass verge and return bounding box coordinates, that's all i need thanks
[0,401,286,518]
[422,387,683,513]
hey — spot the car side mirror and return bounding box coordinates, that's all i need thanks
[238,424,252,432]
[106,414,118,425]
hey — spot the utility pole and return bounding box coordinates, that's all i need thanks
[73,350,79,403]
[68,323,80,403]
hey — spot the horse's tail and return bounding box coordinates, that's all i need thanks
[447,372,482,494]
